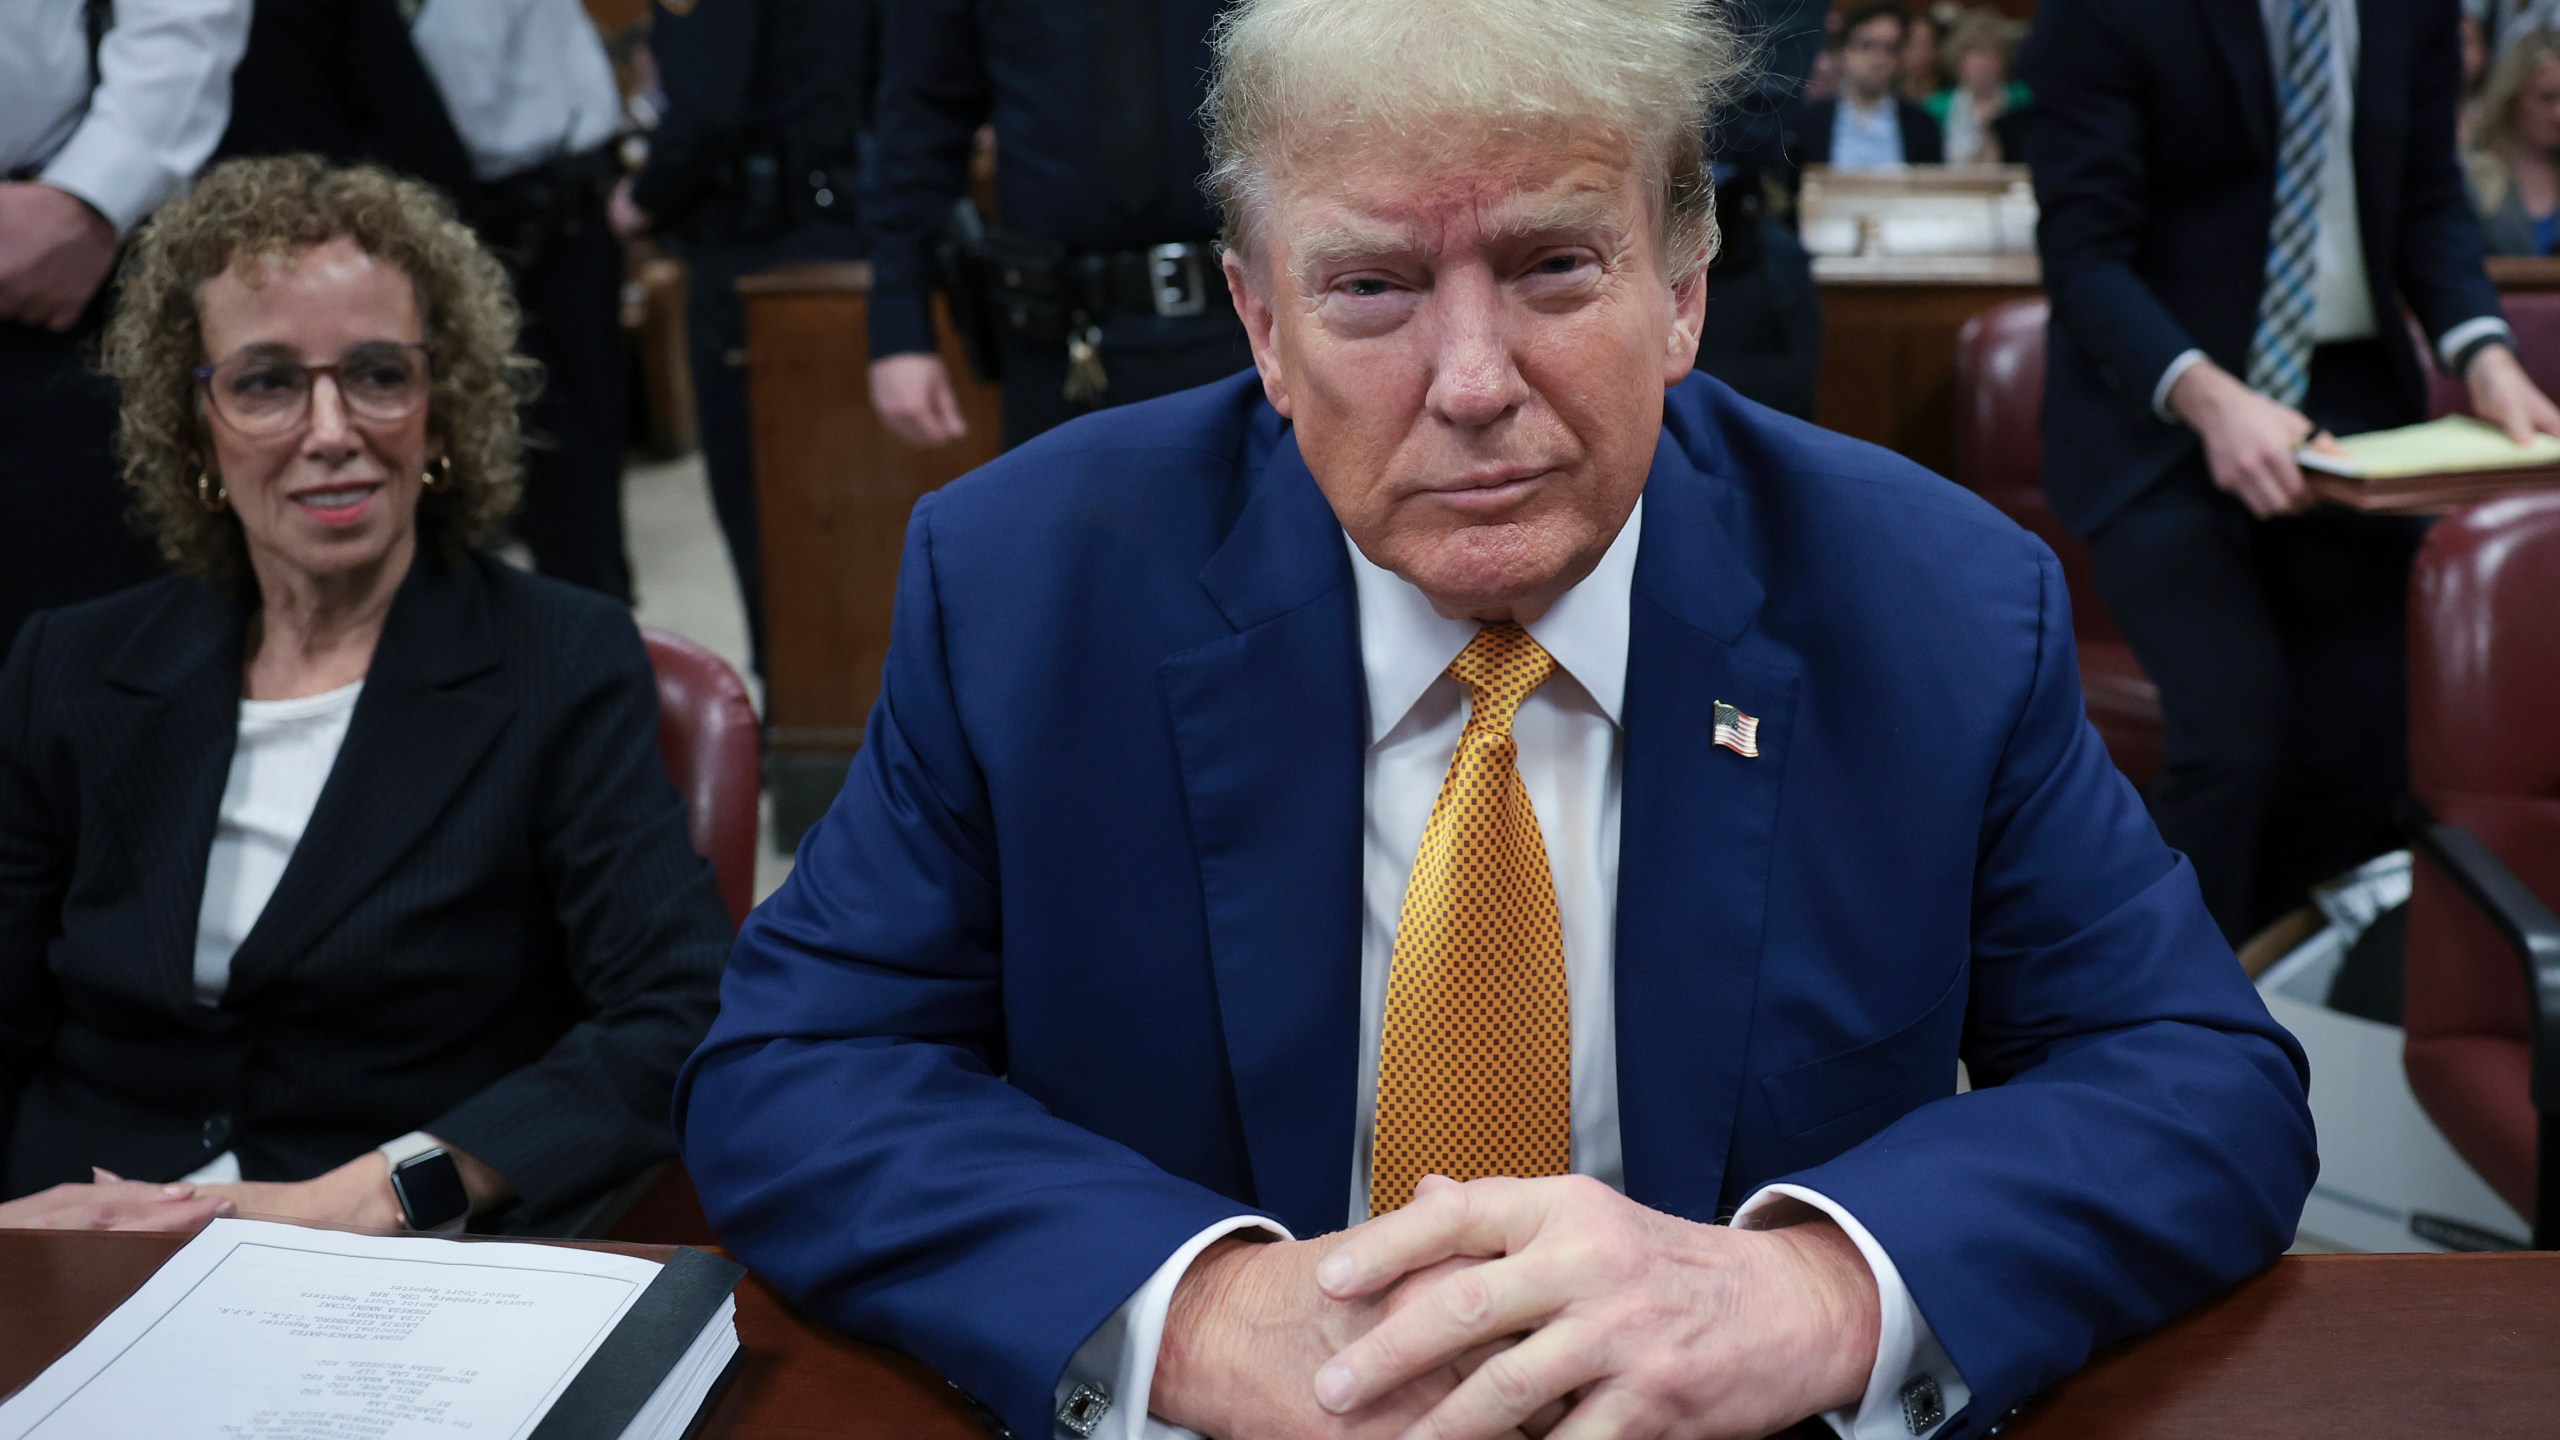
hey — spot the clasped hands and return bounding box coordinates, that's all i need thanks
[1154,1174,1881,1440]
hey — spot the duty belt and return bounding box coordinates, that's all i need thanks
[977,231,1221,405]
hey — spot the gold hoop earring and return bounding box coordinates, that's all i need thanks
[196,471,227,512]
[420,456,453,492]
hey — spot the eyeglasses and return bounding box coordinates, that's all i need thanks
[193,341,436,437]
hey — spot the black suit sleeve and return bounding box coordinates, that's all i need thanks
[422,608,729,1218]
[629,0,758,226]
[1902,101,1944,164]
[862,0,989,357]
[0,616,68,1162]
[1784,99,1832,168]
[2394,0,2505,349]
[2023,0,2202,402]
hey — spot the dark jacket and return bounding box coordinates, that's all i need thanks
[214,0,475,195]
[1784,96,1947,167]
[2023,0,2503,534]
[0,555,729,1227]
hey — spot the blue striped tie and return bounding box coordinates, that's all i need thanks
[2247,0,2333,408]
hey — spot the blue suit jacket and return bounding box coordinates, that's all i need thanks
[2022,0,2501,535]
[678,372,2315,1440]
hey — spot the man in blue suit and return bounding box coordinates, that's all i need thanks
[678,2,2317,1438]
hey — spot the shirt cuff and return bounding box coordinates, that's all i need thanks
[1053,1215,1295,1440]
[38,126,169,237]
[2437,317,2517,376]
[2152,348,2209,425]
[1736,1183,1969,1440]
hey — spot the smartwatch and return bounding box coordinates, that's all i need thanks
[381,1134,470,1234]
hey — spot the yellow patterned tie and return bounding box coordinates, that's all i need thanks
[1369,623,1571,1216]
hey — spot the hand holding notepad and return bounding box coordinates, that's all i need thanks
[2295,416,2560,480]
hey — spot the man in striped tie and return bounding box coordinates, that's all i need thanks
[2028,0,2560,943]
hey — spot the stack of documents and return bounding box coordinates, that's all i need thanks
[0,1218,743,1440]
[2297,415,2560,509]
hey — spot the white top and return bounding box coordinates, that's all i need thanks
[408,0,622,181]
[191,682,363,1006]
[2152,0,2513,416]
[1054,501,1966,1440]
[0,0,250,235]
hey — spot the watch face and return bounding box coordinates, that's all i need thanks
[390,1151,469,1231]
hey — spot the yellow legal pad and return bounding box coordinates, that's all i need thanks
[2296,415,2560,479]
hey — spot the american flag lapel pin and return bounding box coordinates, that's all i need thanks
[1712,701,1761,758]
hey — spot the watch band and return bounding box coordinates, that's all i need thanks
[380,1133,470,1233]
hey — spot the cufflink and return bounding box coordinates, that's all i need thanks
[1058,1380,1111,1438]
[1900,1374,1946,1435]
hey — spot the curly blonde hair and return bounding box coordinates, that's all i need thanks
[100,156,534,581]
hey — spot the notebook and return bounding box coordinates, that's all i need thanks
[2295,415,2560,480]
[0,1218,744,1440]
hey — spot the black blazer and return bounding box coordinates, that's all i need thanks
[2022,0,2503,534]
[0,556,729,1226]
[1783,97,1947,168]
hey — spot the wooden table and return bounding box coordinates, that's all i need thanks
[8,1232,2559,1437]
[1813,254,2040,478]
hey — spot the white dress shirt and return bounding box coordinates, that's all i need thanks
[2153,0,2513,417]
[408,0,621,181]
[179,681,363,1185]
[1053,502,1967,1440]
[0,0,250,235]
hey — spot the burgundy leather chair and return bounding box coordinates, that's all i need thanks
[2403,494,2560,1248]
[2418,291,2560,421]
[639,625,761,929]
[594,627,758,1246]
[1952,299,2165,789]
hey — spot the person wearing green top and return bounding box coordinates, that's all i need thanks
[1928,13,2030,164]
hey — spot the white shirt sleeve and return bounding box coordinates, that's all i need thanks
[2152,348,2210,424]
[39,0,250,234]
[1051,1217,1294,1440]
[1734,1184,1969,1440]
[2436,317,2519,376]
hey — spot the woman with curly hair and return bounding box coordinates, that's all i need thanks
[0,156,729,1236]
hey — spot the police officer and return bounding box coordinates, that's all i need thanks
[411,0,636,603]
[865,0,1254,451]
[214,0,474,195]
[1695,0,1829,421]
[610,0,877,679]
[0,0,251,650]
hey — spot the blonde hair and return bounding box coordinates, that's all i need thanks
[1943,11,2022,76]
[2468,30,2560,212]
[101,156,534,581]
[1202,0,1749,283]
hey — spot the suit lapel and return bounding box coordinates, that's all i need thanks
[1162,422,1366,1239]
[77,582,251,1018]
[1612,435,1802,1222]
[2201,0,2277,160]
[222,558,512,1002]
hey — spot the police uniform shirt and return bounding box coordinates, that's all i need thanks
[864,0,1230,358]
[0,0,252,235]
[407,0,621,182]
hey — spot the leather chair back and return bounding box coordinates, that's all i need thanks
[1952,299,2163,787]
[2420,291,2560,420]
[640,625,761,930]
[2403,495,2560,1215]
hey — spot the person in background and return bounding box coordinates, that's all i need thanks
[863,0,1254,451]
[0,158,730,1238]
[1787,4,1946,169]
[610,0,878,682]
[1902,5,1950,104]
[1927,13,2031,165]
[213,0,473,194]
[1694,0,1834,421]
[2467,29,2560,254]
[0,0,251,654]
[2027,0,2560,942]
[410,0,636,606]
